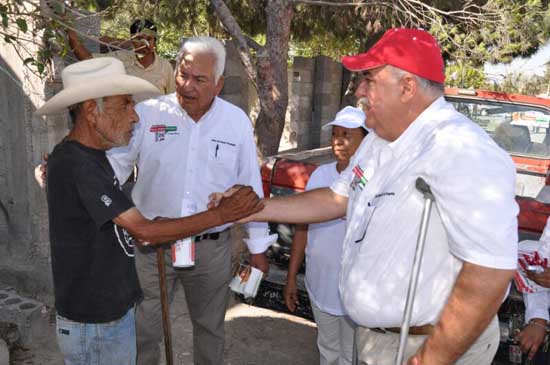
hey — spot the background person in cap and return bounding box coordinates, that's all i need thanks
[284,106,367,365]
[36,57,263,364]
[68,18,175,102]
[230,28,518,365]
[105,36,276,365]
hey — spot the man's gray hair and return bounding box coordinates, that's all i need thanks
[175,36,226,82]
[389,65,445,95]
[68,98,104,124]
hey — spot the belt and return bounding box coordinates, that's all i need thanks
[194,232,220,242]
[370,324,434,336]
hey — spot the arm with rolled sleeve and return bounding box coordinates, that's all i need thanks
[237,125,276,254]
[410,130,519,365]
[107,103,147,183]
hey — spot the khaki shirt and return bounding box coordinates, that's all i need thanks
[94,50,175,102]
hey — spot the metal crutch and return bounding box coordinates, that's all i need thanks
[156,247,174,365]
[395,177,435,365]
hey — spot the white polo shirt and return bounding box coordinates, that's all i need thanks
[107,94,275,253]
[331,97,519,328]
[304,162,347,315]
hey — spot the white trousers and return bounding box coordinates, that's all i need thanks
[311,302,355,365]
[355,316,500,365]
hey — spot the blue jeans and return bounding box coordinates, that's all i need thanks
[56,307,136,365]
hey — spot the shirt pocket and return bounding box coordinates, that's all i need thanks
[352,200,377,245]
[206,140,238,189]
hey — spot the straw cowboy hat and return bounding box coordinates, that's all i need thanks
[36,57,161,116]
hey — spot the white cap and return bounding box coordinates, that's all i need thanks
[322,106,367,130]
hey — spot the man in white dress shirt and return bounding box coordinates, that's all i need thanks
[238,28,518,364]
[107,36,275,365]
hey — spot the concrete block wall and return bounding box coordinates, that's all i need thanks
[0,288,49,345]
[312,56,344,148]
[280,57,315,151]
[220,40,249,115]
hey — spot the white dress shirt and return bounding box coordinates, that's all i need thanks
[107,94,275,254]
[331,96,519,328]
[524,290,550,322]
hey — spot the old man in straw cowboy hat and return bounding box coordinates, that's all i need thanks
[36,57,263,364]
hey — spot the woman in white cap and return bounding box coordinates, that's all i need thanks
[283,106,367,365]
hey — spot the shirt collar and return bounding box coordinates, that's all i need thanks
[196,97,219,124]
[176,96,220,125]
[131,52,158,70]
[386,96,447,158]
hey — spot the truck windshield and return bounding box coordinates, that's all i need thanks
[447,97,550,158]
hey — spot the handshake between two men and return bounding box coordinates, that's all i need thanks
[131,185,264,247]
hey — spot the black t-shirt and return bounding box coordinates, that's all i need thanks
[47,140,142,323]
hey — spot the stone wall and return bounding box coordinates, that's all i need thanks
[0,10,99,304]
[0,33,56,304]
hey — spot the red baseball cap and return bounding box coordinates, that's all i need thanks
[342,28,445,83]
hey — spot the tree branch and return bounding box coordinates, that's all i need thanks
[245,35,262,52]
[210,0,259,90]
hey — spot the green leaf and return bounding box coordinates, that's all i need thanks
[36,62,45,75]
[16,18,27,33]
[23,57,34,65]
[4,35,11,43]
[1,14,7,28]
[52,2,65,15]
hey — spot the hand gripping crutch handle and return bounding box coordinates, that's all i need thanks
[395,178,434,365]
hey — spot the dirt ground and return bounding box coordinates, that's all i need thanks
[22,287,319,365]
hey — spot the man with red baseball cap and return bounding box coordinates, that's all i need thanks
[333,28,517,365]
[233,28,518,365]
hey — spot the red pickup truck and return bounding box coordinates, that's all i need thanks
[252,88,550,364]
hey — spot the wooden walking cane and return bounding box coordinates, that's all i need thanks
[156,246,174,365]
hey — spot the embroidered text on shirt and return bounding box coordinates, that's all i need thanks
[211,138,236,147]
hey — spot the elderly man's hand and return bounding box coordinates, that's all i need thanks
[526,268,550,288]
[215,186,263,224]
[516,319,548,360]
[207,184,244,209]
